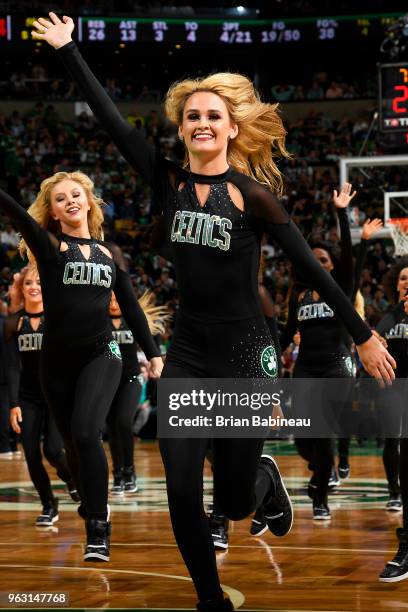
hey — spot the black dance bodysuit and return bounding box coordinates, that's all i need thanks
[55,41,374,602]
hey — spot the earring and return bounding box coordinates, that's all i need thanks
[179,134,184,142]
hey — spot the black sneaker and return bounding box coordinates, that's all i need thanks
[379,528,408,582]
[250,508,268,537]
[260,454,293,537]
[313,502,331,521]
[36,500,59,527]
[123,467,138,493]
[111,473,124,496]
[209,513,229,551]
[66,483,81,502]
[338,459,350,480]
[386,495,403,512]
[328,467,340,489]
[84,518,111,562]
[196,598,234,611]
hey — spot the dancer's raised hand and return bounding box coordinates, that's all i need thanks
[32,12,74,49]
[333,182,357,209]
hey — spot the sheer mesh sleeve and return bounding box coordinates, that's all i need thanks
[0,190,57,262]
[352,239,369,302]
[106,242,129,273]
[336,208,353,297]
[4,314,21,408]
[236,177,372,345]
[279,291,299,353]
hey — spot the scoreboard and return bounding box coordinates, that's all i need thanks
[0,12,406,45]
[379,63,408,132]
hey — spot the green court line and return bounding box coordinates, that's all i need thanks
[264,439,385,456]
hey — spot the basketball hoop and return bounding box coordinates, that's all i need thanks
[389,218,408,256]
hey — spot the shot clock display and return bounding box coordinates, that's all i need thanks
[379,62,408,132]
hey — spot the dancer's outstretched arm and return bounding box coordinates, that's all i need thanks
[33,13,161,185]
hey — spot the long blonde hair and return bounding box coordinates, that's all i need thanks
[138,291,170,336]
[20,171,105,261]
[8,264,39,311]
[164,73,290,195]
[354,289,365,320]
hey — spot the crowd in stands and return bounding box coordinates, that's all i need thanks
[0,96,405,353]
[2,61,378,103]
[271,77,376,102]
[2,63,162,104]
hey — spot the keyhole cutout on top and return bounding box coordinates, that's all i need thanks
[227,182,244,212]
[29,317,42,332]
[17,316,41,333]
[178,180,244,211]
[59,240,113,261]
[58,240,90,260]
[177,181,211,209]
[194,183,211,208]
[78,244,91,261]
[112,318,122,330]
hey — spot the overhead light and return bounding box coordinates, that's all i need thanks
[237,5,245,12]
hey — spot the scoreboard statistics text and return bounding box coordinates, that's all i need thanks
[0,13,406,45]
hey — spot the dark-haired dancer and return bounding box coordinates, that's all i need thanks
[5,266,78,526]
[34,14,395,610]
[379,259,408,582]
[0,171,162,562]
[280,184,357,520]
[336,217,384,481]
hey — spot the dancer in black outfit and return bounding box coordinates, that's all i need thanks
[34,13,395,609]
[107,292,167,496]
[378,259,408,582]
[0,301,12,458]
[280,184,357,520]
[0,172,162,562]
[5,266,78,526]
[336,217,384,481]
[107,293,142,496]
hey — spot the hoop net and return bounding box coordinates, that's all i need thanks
[389,218,408,256]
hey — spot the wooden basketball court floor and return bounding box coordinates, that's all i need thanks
[0,439,407,612]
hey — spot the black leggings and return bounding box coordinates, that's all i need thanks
[295,438,333,503]
[401,439,408,528]
[20,397,71,506]
[40,339,122,520]
[383,439,400,497]
[160,314,277,601]
[293,355,353,503]
[0,385,12,453]
[107,377,142,473]
[338,438,350,462]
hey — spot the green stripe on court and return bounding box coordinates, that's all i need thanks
[264,439,385,456]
